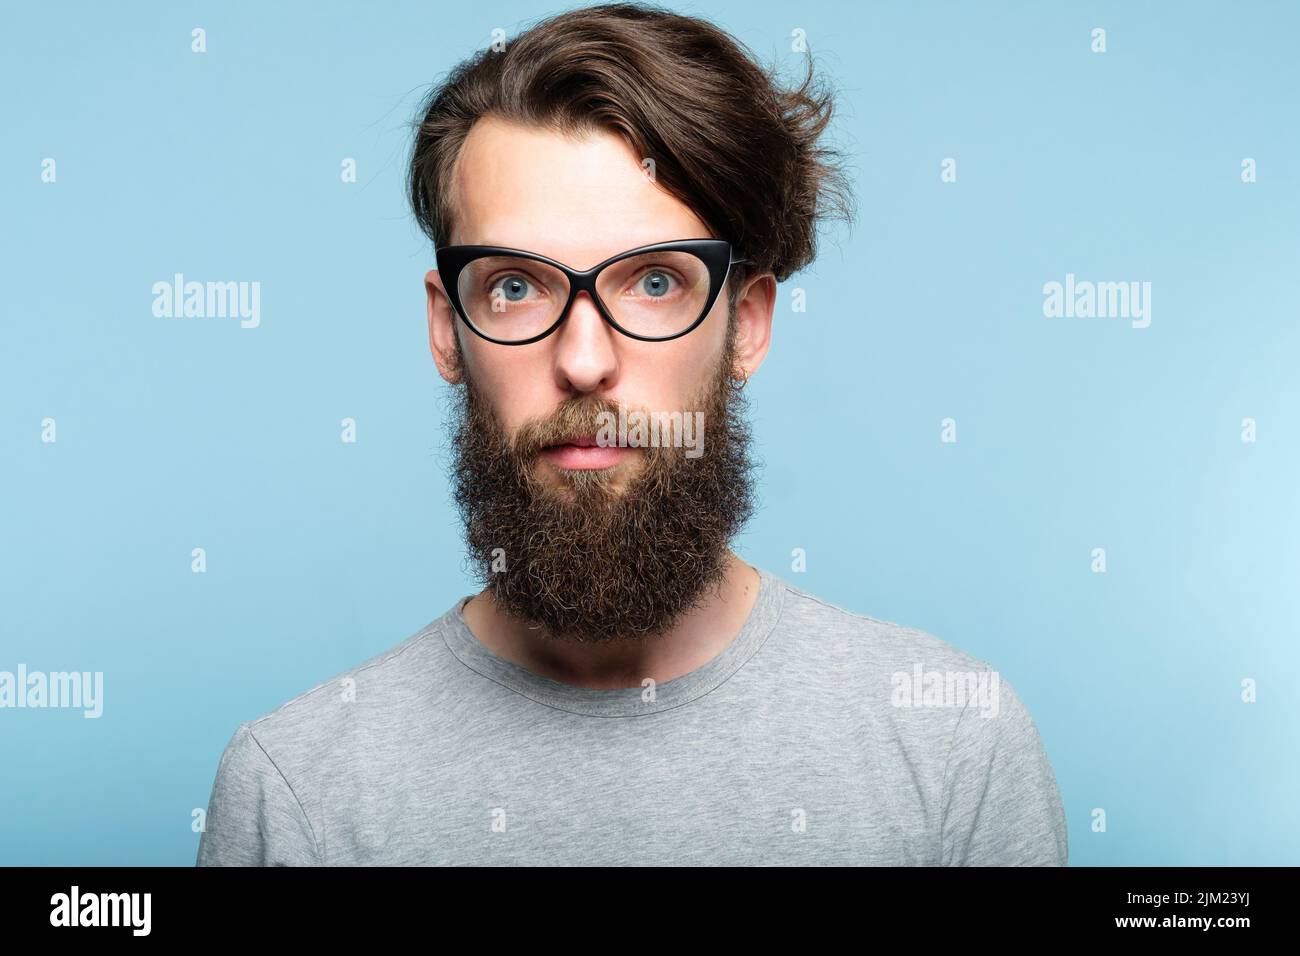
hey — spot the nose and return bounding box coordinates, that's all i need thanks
[550,289,620,393]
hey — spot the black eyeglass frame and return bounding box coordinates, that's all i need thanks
[435,238,750,345]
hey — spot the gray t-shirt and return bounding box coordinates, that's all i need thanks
[196,565,1068,865]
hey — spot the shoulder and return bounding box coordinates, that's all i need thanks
[225,614,455,783]
[768,574,1055,791]
[770,574,995,675]
[197,615,458,865]
[767,575,1066,864]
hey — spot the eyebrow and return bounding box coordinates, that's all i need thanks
[455,236,712,262]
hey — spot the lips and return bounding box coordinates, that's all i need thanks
[540,440,628,470]
[547,434,598,448]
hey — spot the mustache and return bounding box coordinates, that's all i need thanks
[511,395,628,459]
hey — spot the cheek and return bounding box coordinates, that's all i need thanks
[470,353,558,433]
[625,344,718,410]
[467,329,724,429]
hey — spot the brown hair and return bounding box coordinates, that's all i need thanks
[406,1,856,302]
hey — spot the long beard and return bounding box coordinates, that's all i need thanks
[444,331,757,644]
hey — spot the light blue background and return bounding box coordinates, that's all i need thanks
[1,0,1296,866]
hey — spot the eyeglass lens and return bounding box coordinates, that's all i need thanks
[456,250,715,341]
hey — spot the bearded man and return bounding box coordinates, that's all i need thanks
[197,2,1067,867]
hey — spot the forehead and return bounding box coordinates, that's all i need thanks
[448,115,712,269]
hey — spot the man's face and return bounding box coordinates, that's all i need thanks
[424,116,773,643]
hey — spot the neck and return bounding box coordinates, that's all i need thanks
[461,551,761,689]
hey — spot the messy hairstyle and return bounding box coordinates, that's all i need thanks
[407,1,856,305]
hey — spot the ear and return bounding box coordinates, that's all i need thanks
[731,271,776,381]
[425,268,464,384]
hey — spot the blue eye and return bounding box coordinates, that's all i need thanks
[639,270,675,297]
[494,275,532,302]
